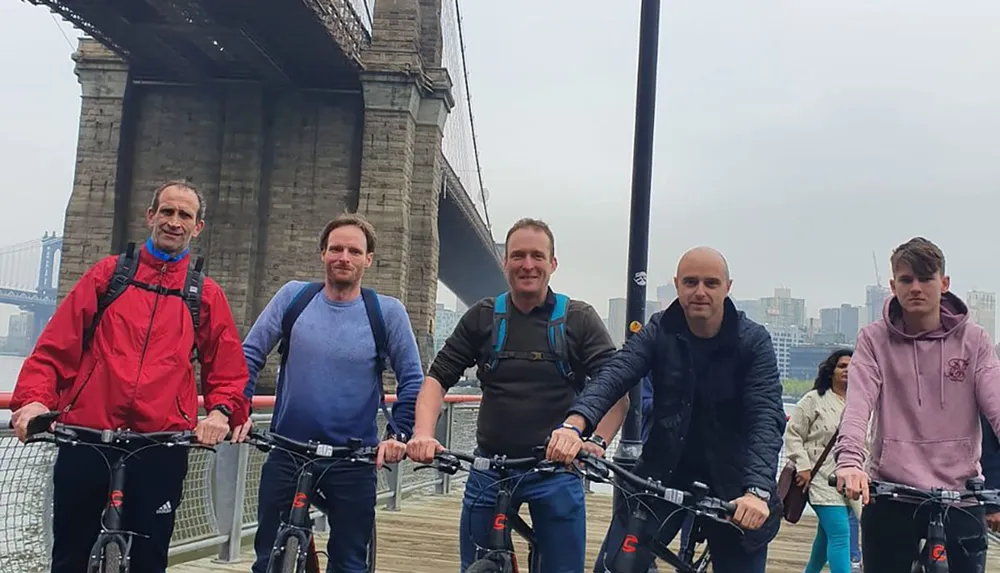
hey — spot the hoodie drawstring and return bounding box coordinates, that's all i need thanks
[912,341,922,406]
[939,339,945,409]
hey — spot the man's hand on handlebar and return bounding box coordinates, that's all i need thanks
[195,410,230,445]
[731,494,769,530]
[833,466,870,504]
[546,418,585,464]
[377,437,406,469]
[10,401,50,443]
[406,433,444,464]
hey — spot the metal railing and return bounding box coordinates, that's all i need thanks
[0,394,480,573]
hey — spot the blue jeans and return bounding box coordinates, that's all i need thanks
[847,507,861,563]
[593,496,766,573]
[804,505,852,573]
[460,463,586,572]
[252,451,377,573]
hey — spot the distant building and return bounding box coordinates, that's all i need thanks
[656,283,677,309]
[607,297,659,347]
[968,290,997,342]
[788,343,853,381]
[819,303,861,344]
[433,303,461,357]
[764,324,804,380]
[865,285,891,325]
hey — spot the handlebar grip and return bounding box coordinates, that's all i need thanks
[721,501,738,515]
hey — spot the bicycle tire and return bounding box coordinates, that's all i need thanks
[280,537,300,573]
[102,542,123,573]
[465,558,503,573]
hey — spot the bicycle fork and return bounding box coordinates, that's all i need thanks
[923,510,949,573]
[270,467,317,572]
[89,461,132,572]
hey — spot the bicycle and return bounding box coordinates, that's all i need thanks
[244,428,382,573]
[20,410,217,573]
[574,452,740,573]
[413,445,573,573]
[828,474,1000,572]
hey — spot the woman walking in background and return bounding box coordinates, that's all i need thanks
[784,349,862,573]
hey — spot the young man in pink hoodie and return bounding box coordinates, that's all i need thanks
[833,237,1000,571]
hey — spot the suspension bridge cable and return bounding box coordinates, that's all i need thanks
[453,0,492,238]
[49,12,75,51]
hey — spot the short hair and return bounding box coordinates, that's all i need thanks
[891,237,945,278]
[504,218,555,259]
[319,214,377,254]
[149,180,206,222]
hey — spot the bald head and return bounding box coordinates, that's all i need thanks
[674,246,732,328]
[677,246,730,281]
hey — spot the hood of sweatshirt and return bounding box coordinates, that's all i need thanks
[882,291,970,409]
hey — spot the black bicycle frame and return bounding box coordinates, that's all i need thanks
[613,505,709,573]
[485,470,539,572]
[91,458,132,571]
[268,465,317,571]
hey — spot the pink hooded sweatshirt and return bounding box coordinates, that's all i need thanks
[835,292,1000,491]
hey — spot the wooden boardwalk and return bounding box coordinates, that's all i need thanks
[170,487,1000,572]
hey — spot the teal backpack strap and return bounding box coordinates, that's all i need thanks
[547,293,576,385]
[484,292,510,372]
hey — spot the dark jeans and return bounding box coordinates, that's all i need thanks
[252,451,377,573]
[51,442,189,573]
[459,462,586,572]
[861,498,989,572]
[593,495,766,573]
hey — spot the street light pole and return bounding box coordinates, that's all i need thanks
[611,0,662,510]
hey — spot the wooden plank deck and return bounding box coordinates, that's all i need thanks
[170,486,1000,572]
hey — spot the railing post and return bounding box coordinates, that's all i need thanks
[214,442,249,562]
[384,460,404,511]
[434,401,454,495]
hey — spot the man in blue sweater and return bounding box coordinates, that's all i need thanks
[239,214,424,573]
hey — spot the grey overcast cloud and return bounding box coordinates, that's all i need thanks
[1,0,998,321]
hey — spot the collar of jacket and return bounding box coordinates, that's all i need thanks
[658,296,741,348]
[144,237,190,263]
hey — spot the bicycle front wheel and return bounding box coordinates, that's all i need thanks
[102,542,123,573]
[279,537,300,573]
[465,559,502,573]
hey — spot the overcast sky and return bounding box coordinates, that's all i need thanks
[2,0,999,322]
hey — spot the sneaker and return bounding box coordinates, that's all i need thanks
[851,561,862,572]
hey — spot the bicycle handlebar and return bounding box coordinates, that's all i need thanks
[827,473,1000,507]
[23,411,206,449]
[245,428,379,463]
[413,445,562,475]
[576,452,738,519]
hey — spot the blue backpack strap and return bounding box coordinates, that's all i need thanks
[484,292,510,372]
[361,288,401,439]
[278,282,325,367]
[547,293,576,385]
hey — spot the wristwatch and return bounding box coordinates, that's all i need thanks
[745,487,771,502]
[586,434,608,449]
[210,404,232,418]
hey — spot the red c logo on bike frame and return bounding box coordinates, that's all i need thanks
[293,492,307,509]
[110,490,123,508]
[930,544,946,562]
[622,534,638,553]
[493,514,506,530]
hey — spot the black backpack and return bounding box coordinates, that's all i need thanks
[276,282,400,439]
[81,242,205,358]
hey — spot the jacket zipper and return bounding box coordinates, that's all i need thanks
[62,360,99,414]
[126,262,167,428]
[176,396,191,424]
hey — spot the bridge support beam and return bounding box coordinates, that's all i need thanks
[58,40,129,300]
[357,0,453,368]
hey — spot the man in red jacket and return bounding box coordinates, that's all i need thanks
[8,180,250,573]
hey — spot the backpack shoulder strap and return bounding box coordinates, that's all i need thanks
[484,292,510,371]
[361,288,402,439]
[82,242,139,351]
[183,255,205,330]
[547,292,577,385]
[278,282,325,364]
[361,287,388,376]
